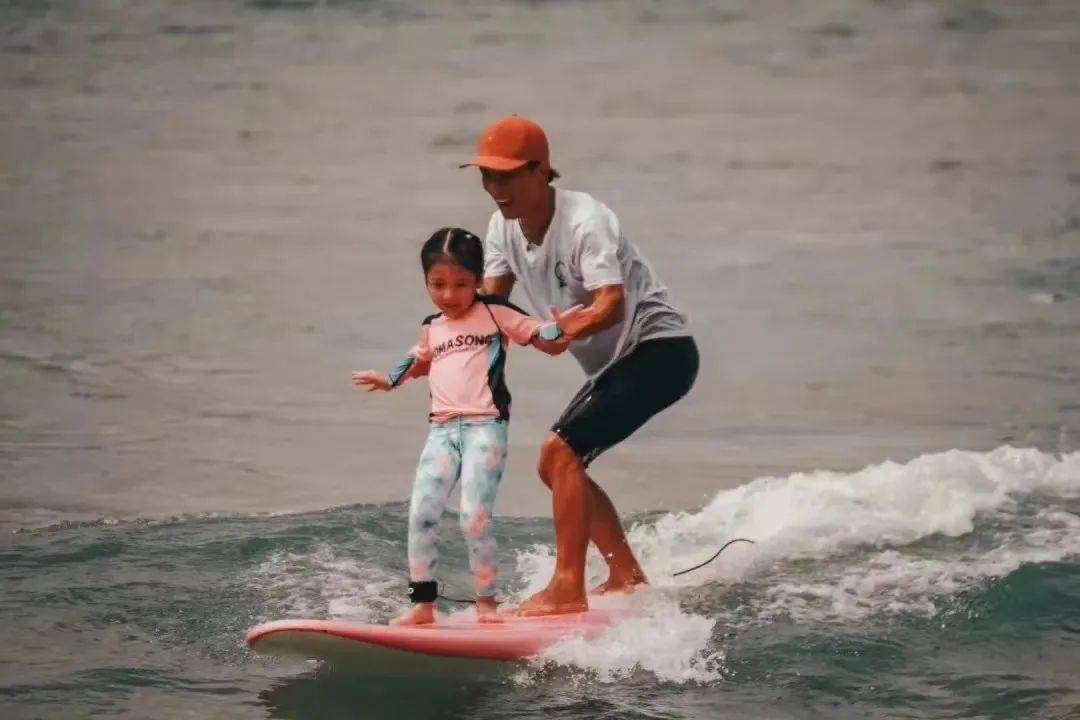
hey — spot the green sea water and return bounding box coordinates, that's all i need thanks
[2,448,1078,719]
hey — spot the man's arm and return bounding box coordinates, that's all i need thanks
[482,274,515,299]
[552,284,624,340]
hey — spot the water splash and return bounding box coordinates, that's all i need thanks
[249,543,405,622]
[509,447,1080,681]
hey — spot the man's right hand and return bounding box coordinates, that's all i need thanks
[482,274,515,298]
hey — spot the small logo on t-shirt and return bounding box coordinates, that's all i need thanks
[554,261,568,289]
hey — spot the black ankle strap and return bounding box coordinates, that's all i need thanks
[408,580,438,603]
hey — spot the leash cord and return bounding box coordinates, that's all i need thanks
[672,537,756,577]
[436,537,757,601]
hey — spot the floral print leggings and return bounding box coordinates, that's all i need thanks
[408,417,508,598]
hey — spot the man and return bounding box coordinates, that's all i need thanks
[461,115,699,615]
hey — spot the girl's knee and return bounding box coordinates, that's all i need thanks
[410,494,442,527]
[459,505,491,541]
[410,513,440,539]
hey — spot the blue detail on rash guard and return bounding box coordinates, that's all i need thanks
[389,355,416,388]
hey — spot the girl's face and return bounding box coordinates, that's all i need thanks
[425,261,479,319]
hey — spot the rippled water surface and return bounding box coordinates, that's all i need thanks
[1,0,1078,717]
[3,448,1079,718]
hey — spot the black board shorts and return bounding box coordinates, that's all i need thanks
[552,336,699,467]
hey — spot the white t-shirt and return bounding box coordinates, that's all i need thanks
[483,188,689,378]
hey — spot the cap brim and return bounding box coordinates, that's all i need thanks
[458,155,529,171]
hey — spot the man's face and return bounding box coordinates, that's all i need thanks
[480,164,547,219]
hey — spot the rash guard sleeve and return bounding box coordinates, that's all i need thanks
[488,304,555,346]
[389,324,433,388]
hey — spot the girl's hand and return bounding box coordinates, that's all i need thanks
[531,334,571,356]
[352,370,392,392]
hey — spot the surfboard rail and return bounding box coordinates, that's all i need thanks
[246,611,616,663]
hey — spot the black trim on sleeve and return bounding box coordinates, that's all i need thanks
[477,298,514,421]
[477,294,529,316]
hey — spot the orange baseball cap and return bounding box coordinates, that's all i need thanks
[459,115,553,174]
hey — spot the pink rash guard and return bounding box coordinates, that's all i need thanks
[411,297,551,422]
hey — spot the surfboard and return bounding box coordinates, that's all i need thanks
[246,610,616,672]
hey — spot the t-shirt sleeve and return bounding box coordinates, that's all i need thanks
[489,304,552,346]
[413,324,432,362]
[578,217,625,290]
[483,213,513,279]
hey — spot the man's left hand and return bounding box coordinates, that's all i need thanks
[551,304,588,339]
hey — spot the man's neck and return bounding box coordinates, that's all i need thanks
[519,187,556,246]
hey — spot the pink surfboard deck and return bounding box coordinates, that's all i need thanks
[246,610,617,667]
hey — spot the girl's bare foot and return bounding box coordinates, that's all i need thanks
[394,602,436,626]
[475,596,503,624]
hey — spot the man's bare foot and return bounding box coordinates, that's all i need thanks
[514,585,588,617]
[475,596,503,624]
[591,573,648,596]
[394,602,436,626]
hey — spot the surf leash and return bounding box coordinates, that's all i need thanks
[406,579,482,605]
[433,536,756,601]
[672,537,756,577]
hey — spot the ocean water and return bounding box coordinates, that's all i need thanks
[2,0,1079,717]
[3,447,1079,719]
[2,0,1077,530]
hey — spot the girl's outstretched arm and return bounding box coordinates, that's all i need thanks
[408,357,431,378]
[351,353,430,392]
[352,369,392,392]
[485,301,584,356]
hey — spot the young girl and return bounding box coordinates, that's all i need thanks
[352,227,570,625]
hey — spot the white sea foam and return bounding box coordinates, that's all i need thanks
[529,592,724,684]
[246,448,1077,681]
[249,543,405,622]
[634,446,1080,585]
[512,447,1080,681]
[757,508,1080,623]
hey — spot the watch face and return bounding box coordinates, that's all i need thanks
[539,324,563,341]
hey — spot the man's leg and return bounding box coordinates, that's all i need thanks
[534,446,645,590]
[584,477,647,593]
[518,337,699,615]
[516,433,590,615]
[517,433,651,614]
